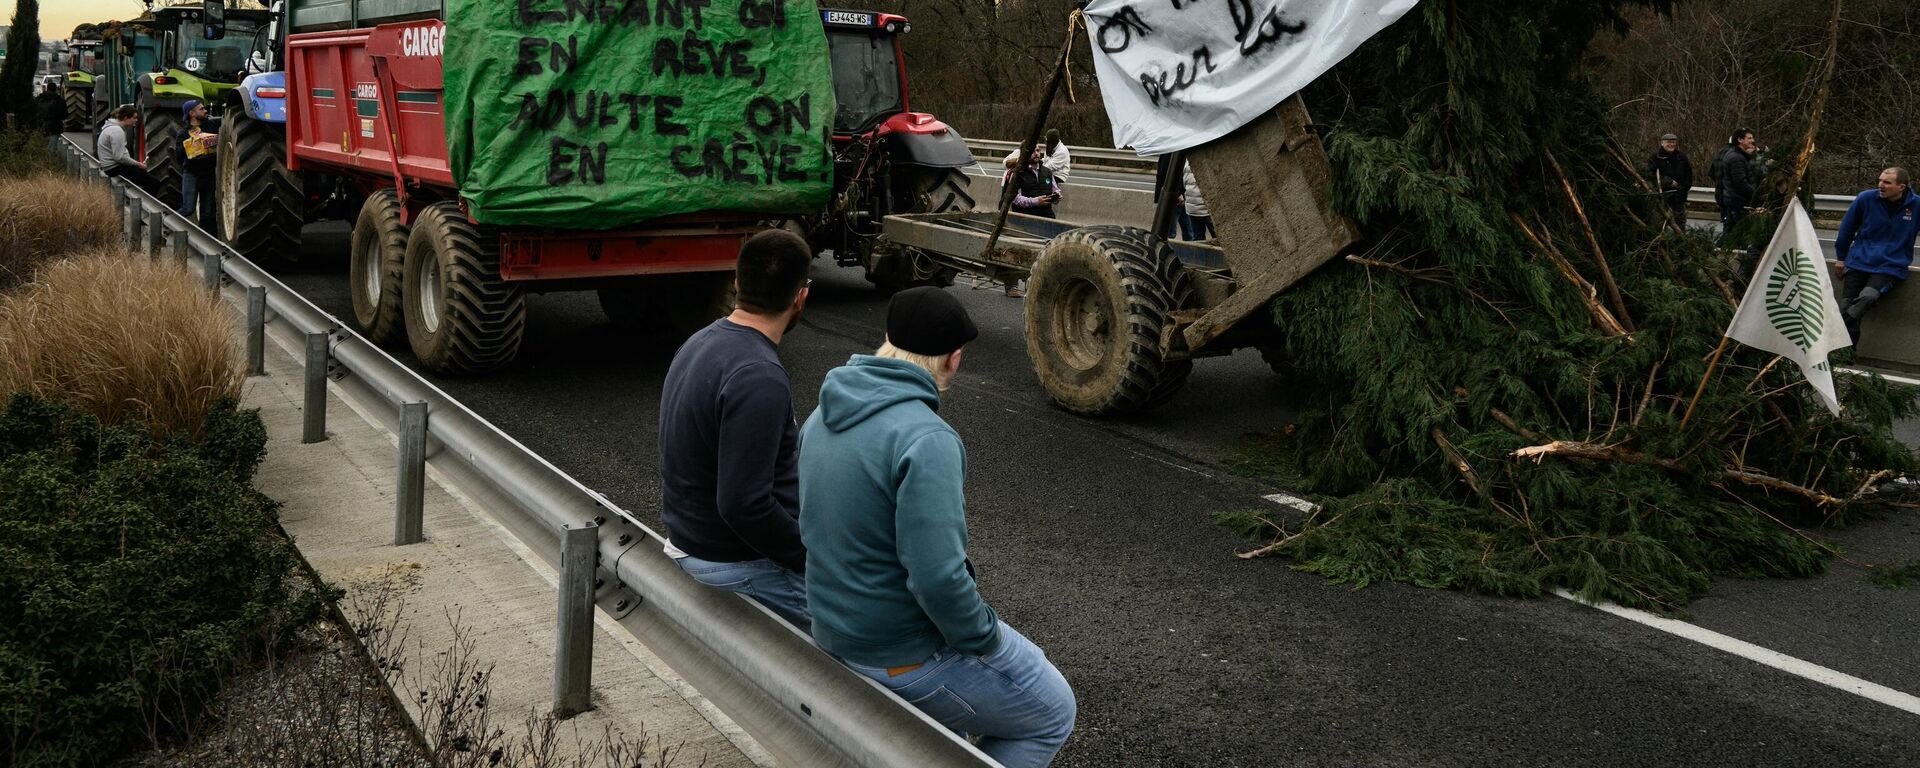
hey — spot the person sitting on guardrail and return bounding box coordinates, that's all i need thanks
[1833,167,1919,346]
[95,105,161,194]
[1711,128,1763,242]
[798,287,1077,768]
[179,100,221,227]
[657,230,814,631]
[1647,132,1693,222]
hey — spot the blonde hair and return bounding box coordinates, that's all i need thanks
[875,341,952,392]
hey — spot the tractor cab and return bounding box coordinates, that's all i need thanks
[148,5,271,84]
[819,9,920,140]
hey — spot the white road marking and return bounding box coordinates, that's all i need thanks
[1261,492,1317,513]
[1553,589,1920,718]
[1131,451,1214,478]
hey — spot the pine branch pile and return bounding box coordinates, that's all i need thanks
[1229,0,1919,611]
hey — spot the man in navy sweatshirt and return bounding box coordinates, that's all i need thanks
[658,229,813,630]
[1835,167,1920,345]
[799,288,1076,768]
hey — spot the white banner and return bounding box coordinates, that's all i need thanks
[1725,198,1852,415]
[1081,0,1420,155]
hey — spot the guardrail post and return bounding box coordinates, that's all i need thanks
[201,248,223,291]
[144,208,165,258]
[246,287,267,376]
[121,191,139,248]
[554,522,597,718]
[108,175,125,201]
[167,221,191,264]
[303,332,329,444]
[395,401,428,545]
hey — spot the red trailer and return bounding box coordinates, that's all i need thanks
[280,19,752,374]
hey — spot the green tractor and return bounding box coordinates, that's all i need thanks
[62,28,104,131]
[133,3,272,207]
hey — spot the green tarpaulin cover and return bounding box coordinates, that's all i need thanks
[444,0,835,227]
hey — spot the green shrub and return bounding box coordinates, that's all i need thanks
[0,129,60,180]
[0,393,319,766]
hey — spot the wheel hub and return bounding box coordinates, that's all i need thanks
[1055,278,1110,371]
[417,256,442,334]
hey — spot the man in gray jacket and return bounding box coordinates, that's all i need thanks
[96,106,160,193]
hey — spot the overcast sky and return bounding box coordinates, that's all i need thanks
[34,0,174,40]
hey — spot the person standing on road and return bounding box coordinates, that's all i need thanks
[178,100,221,227]
[1180,164,1214,241]
[96,105,161,194]
[1003,129,1072,186]
[1001,145,1061,298]
[1833,167,1920,346]
[798,287,1077,768]
[657,229,814,630]
[1711,128,1763,241]
[35,83,66,149]
[1647,132,1693,222]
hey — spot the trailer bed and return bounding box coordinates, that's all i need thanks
[881,211,1228,273]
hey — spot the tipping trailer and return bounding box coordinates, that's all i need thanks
[216,0,839,374]
[881,96,1359,415]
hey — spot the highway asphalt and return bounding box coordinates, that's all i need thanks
[259,219,1919,767]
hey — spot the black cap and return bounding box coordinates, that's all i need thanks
[887,287,978,356]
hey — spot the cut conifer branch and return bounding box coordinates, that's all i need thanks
[1511,213,1630,337]
[1513,440,1849,507]
[1544,149,1635,331]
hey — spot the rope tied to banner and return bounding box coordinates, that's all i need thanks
[1062,9,1085,104]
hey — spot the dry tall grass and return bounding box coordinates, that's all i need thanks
[0,172,121,291]
[0,249,244,436]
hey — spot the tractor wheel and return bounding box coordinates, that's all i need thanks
[402,202,525,374]
[143,109,184,208]
[1024,225,1194,415]
[349,190,409,346]
[866,167,973,292]
[63,89,87,132]
[217,105,303,265]
[597,272,736,337]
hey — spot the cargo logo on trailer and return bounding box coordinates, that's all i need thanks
[400,24,444,58]
[354,82,379,138]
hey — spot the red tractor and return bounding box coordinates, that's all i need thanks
[811,10,979,292]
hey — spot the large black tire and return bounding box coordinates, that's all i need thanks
[349,190,408,346]
[866,167,973,292]
[62,88,87,132]
[402,202,525,374]
[217,106,303,265]
[143,109,184,208]
[1024,225,1193,415]
[597,272,737,337]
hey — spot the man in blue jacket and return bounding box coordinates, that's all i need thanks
[1834,167,1919,345]
[658,230,813,630]
[798,287,1076,768]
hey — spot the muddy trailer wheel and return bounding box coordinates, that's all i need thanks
[866,167,973,293]
[63,89,88,132]
[597,272,737,337]
[143,109,184,208]
[349,190,409,346]
[216,106,302,265]
[1024,225,1193,415]
[403,202,526,374]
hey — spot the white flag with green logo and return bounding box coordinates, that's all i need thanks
[1725,198,1852,415]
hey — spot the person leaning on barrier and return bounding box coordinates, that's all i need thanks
[1711,128,1762,241]
[96,105,162,194]
[1833,167,1920,346]
[657,229,814,631]
[1002,129,1072,186]
[798,287,1077,768]
[1647,132,1693,222]
[179,100,221,227]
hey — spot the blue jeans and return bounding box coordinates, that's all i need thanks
[674,554,810,632]
[843,621,1075,768]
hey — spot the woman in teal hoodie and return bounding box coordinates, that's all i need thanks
[798,288,1076,768]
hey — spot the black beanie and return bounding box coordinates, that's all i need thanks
[887,287,978,356]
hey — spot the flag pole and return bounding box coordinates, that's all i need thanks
[1680,336,1730,431]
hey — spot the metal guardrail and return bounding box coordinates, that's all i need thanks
[57,138,996,768]
[964,138,1857,214]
